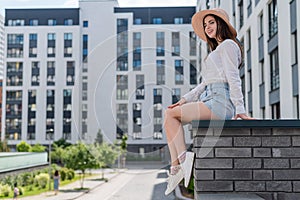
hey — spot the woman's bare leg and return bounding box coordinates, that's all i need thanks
[164,102,218,166]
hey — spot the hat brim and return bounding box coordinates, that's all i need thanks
[192,10,237,42]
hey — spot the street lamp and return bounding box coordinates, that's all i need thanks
[47,128,54,191]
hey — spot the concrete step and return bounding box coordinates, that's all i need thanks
[195,193,264,200]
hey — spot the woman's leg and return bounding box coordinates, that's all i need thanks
[164,102,217,165]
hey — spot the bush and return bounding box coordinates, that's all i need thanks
[67,169,75,180]
[60,168,67,181]
[34,173,49,189]
[0,184,11,197]
[18,187,24,196]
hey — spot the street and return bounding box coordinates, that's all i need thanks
[77,168,175,200]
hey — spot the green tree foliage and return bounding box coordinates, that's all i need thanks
[31,143,46,152]
[17,141,32,152]
[51,144,65,165]
[95,142,119,179]
[120,134,128,152]
[53,138,72,148]
[63,142,99,188]
[0,140,9,152]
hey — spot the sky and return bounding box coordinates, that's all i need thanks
[0,0,197,16]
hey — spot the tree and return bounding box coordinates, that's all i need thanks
[31,143,46,152]
[17,141,32,152]
[63,142,99,188]
[51,144,65,165]
[0,140,9,152]
[96,143,119,179]
[53,138,71,148]
[94,129,103,144]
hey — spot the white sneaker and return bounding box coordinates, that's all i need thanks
[164,167,184,195]
[180,151,195,188]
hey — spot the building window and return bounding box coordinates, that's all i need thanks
[175,60,184,85]
[31,62,40,86]
[27,90,36,140]
[8,19,24,26]
[29,34,37,57]
[156,60,165,85]
[259,60,264,84]
[5,90,22,140]
[134,18,142,24]
[47,33,56,57]
[271,102,280,119]
[172,32,180,56]
[83,35,88,63]
[153,89,162,139]
[174,17,183,24]
[268,0,278,38]
[116,75,128,100]
[47,61,55,86]
[247,0,252,17]
[153,18,162,24]
[291,32,298,66]
[133,32,141,71]
[172,88,181,104]
[46,90,55,140]
[66,61,75,86]
[6,62,23,86]
[156,32,165,57]
[83,20,88,27]
[190,60,197,85]
[239,0,244,29]
[259,13,264,37]
[29,19,38,26]
[133,103,142,139]
[270,48,279,91]
[293,95,299,119]
[64,33,73,57]
[117,19,128,71]
[64,19,73,26]
[136,75,144,100]
[48,19,57,26]
[189,32,197,56]
[7,34,23,58]
[116,104,128,139]
[63,89,72,140]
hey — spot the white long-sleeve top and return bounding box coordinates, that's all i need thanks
[182,39,246,114]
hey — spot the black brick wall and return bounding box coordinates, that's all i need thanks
[193,123,300,200]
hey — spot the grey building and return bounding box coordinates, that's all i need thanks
[197,0,300,119]
[1,0,198,156]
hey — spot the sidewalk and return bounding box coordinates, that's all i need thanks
[14,168,126,200]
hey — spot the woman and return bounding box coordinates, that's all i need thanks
[164,8,253,195]
[53,170,60,195]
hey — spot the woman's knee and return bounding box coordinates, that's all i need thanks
[164,108,174,118]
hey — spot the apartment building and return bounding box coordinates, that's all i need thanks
[2,0,198,154]
[0,14,4,78]
[197,0,300,119]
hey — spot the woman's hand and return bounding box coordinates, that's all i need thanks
[168,98,186,109]
[233,113,256,120]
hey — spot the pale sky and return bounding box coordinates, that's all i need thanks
[0,0,197,16]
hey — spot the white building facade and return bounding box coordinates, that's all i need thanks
[2,0,198,154]
[198,0,300,119]
[0,14,4,79]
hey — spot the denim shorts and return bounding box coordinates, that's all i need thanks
[199,82,235,119]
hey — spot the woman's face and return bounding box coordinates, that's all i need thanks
[203,15,217,40]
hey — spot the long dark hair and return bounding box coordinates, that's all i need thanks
[204,14,243,61]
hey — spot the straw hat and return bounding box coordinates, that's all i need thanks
[191,8,237,41]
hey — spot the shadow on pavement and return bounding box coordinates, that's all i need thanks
[151,171,175,200]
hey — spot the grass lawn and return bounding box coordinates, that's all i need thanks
[0,174,96,199]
